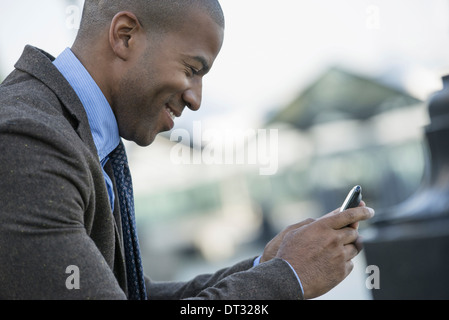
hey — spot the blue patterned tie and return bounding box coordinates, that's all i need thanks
[110,140,148,300]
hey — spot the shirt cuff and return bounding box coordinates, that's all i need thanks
[253,255,262,267]
[253,255,305,297]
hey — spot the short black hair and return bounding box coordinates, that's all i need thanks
[77,0,224,41]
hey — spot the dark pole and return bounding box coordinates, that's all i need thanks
[363,76,449,299]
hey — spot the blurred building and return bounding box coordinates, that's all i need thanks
[265,67,427,214]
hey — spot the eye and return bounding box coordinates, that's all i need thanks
[190,67,200,76]
[183,61,201,78]
[189,66,200,77]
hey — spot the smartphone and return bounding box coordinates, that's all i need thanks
[340,185,362,212]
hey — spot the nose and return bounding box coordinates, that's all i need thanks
[183,79,202,111]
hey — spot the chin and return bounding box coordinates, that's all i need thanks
[139,130,161,147]
[121,129,156,147]
[134,136,156,147]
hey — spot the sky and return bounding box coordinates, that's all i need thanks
[2,0,449,133]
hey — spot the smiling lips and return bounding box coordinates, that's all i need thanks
[165,105,182,129]
[167,106,176,120]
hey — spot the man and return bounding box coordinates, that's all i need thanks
[0,0,374,300]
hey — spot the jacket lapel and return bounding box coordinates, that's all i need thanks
[11,45,129,294]
[13,45,98,156]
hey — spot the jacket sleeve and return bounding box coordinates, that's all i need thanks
[146,258,304,300]
[0,116,303,300]
[0,117,127,300]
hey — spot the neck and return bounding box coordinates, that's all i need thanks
[71,38,115,106]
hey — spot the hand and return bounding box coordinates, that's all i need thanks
[260,218,316,263]
[261,201,367,263]
[261,204,375,299]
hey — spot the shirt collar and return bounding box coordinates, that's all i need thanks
[53,47,120,160]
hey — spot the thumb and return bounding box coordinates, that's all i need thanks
[324,206,375,230]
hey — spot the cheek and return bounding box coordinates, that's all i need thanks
[112,76,148,138]
[113,65,187,142]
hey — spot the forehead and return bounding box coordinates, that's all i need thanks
[162,8,224,65]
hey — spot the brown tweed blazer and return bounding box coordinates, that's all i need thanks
[0,45,302,300]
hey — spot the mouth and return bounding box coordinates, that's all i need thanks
[166,104,183,118]
[166,106,176,121]
[164,105,181,130]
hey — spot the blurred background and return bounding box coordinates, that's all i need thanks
[2,0,449,299]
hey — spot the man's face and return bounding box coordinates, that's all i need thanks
[112,9,224,146]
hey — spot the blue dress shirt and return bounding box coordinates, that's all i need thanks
[53,48,120,211]
[52,47,304,298]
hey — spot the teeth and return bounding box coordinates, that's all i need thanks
[167,107,176,120]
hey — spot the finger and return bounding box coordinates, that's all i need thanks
[344,243,360,261]
[354,235,364,252]
[340,200,366,216]
[333,200,365,216]
[345,259,355,277]
[338,226,359,245]
[331,207,341,214]
[346,201,365,229]
[325,206,375,230]
[348,221,359,230]
[319,207,341,220]
[320,201,368,223]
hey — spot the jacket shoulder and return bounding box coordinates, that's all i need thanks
[0,45,97,152]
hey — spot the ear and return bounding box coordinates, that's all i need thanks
[109,11,144,61]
